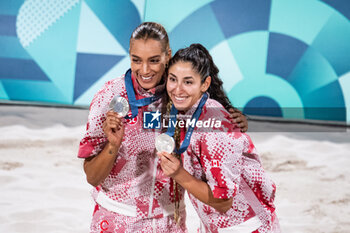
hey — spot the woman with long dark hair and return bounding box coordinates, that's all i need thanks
[158,44,280,232]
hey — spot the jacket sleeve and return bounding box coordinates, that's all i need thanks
[199,132,247,199]
[77,80,117,158]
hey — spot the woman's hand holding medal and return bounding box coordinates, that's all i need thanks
[157,151,182,178]
[155,133,182,178]
[103,111,125,147]
[103,96,129,147]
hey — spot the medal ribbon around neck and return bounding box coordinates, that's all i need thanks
[124,69,162,119]
[166,93,208,154]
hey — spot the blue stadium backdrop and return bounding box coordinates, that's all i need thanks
[0,0,349,123]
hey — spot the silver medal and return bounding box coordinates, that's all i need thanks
[155,133,175,154]
[109,96,129,117]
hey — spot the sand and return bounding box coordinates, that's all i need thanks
[0,105,349,232]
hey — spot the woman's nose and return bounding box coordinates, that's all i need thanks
[142,63,150,74]
[174,83,184,93]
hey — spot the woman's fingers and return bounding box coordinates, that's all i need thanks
[159,153,172,165]
[241,125,248,133]
[103,111,124,137]
[158,153,178,172]
[228,108,248,132]
[106,111,123,120]
[230,112,241,119]
[158,152,178,163]
[228,108,235,113]
[234,117,242,124]
[106,111,122,117]
[159,156,172,175]
[106,111,123,129]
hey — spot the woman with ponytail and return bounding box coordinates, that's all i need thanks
[158,44,280,232]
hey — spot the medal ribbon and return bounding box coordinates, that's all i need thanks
[166,93,208,154]
[124,69,162,119]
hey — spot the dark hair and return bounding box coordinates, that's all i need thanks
[130,22,170,55]
[168,43,233,110]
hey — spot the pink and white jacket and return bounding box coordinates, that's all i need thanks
[178,98,280,233]
[78,73,186,232]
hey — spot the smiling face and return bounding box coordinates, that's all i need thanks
[129,39,170,90]
[167,61,211,111]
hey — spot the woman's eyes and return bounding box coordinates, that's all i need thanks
[150,59,160,63]
[168,78,193,85]
[132,59,141,63]
[132,59,160,64]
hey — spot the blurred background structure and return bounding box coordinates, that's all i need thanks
[0,0,349,124]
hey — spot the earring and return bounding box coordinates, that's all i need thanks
[165,63,168,69]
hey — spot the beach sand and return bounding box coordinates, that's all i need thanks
[0,105,349,232]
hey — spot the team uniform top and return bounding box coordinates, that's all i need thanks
[78,73,187,232]
[178,97,280,233]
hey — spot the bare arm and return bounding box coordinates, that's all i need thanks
[83,111,124,187]
[158,152,233,213]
